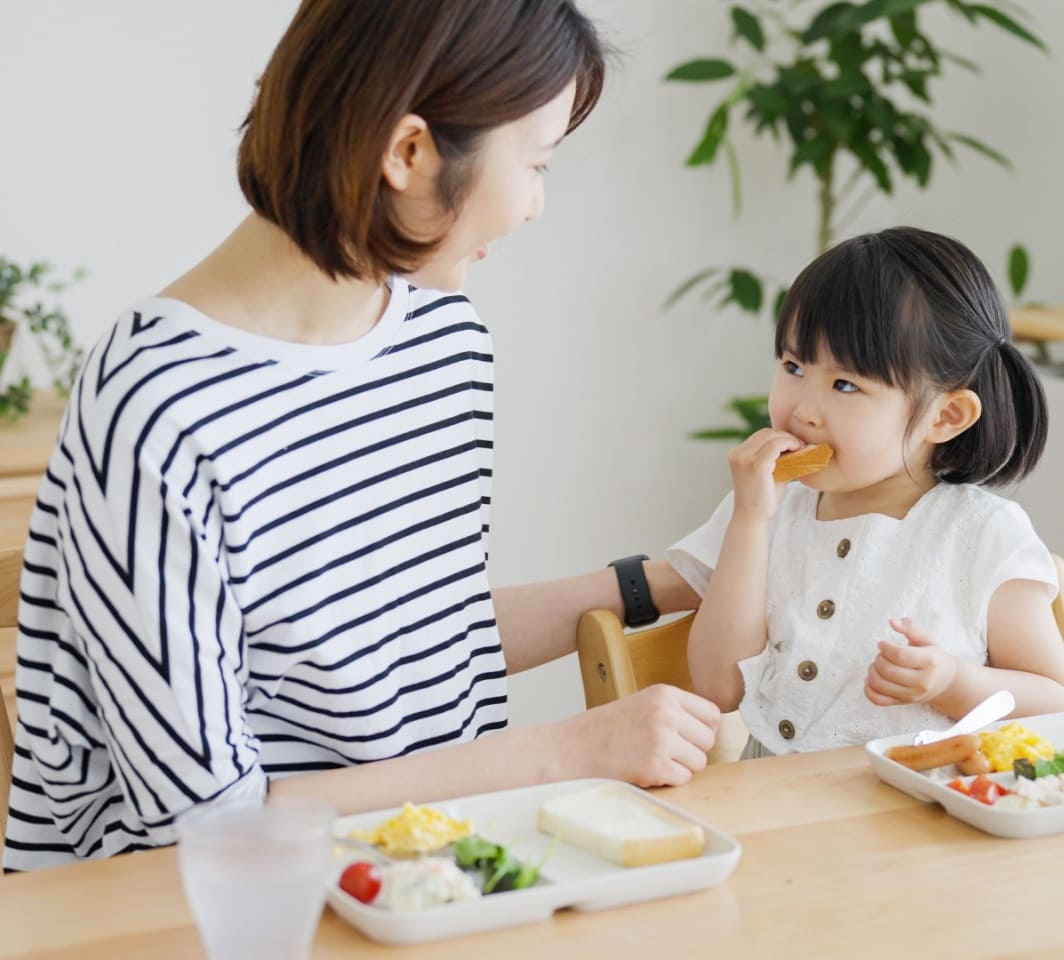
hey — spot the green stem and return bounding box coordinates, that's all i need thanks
[817,153,836,253]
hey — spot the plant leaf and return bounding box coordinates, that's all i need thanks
[725,269,763,312]
[724,140,743,215]
[851,141,893,192]
[890,12,917,48]
[686,104,729,166]
[666,59,736,82]
[731,7,765,52]
[948,132,1011,169]
[938,49,981,73]
[964,4,1048,51]
[1008,244,1030,299]
[803,2,858,43]
[690,427,756,441]
[664,267,719,310]
[730,394,770,424]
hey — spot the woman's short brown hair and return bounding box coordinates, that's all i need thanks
[237,0,605,280]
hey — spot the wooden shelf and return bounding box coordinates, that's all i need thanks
[0,389,65,548]
[1011,306,1064,344]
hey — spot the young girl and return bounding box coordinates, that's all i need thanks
[671,227,1064,757]
[6,0,714,872]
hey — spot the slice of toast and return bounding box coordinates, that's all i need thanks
[536,783,705,867]
[773,443,833,483]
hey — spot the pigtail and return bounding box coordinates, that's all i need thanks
[934,340,1048,486]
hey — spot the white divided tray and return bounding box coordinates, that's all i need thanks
[866,711,1064,838]
[326,777,741,945]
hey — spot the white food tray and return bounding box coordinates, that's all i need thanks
[326,778,741,944]
[865,711,1064,838]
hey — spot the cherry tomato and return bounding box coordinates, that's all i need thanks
[339,861,382,904]
[946,778,970,796]
[966,774,1009,806]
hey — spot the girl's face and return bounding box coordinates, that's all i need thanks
[406,82,577,292]
[768,343,938,502]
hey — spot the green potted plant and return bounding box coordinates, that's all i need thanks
[0,258,86,421]
[664,0,1048,439]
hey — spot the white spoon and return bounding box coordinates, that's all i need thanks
[912,689,1015,746]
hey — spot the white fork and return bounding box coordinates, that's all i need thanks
[912,689,1015,746]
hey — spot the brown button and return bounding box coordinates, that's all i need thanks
[779,719,795,739]
[817,599,835,619]
[798,660,818,681]
[837,538,851,558]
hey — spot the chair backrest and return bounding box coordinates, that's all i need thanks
[0,545,23,844]
[576,609,749,764]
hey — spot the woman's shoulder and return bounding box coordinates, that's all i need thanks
[403,284,487,332]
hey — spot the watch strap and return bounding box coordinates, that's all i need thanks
[608,554,660,628]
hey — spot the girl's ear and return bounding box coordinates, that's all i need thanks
[926,389,982,444]
[381,114,438,191]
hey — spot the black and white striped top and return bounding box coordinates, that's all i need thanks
[4,281,509,872]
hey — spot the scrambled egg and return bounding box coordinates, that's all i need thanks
[980,723,1055,773]
[349,802,473,856]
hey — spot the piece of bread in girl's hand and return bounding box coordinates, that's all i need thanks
[536,783,705,867]
[773,443,834,483]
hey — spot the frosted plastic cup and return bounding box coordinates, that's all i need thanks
[177,799,335,960]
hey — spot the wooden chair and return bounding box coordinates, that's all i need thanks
[0,545,22,842]
[577,552,1064,766]
[576,610,749,764]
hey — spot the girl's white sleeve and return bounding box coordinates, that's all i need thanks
[969,499,1059,629]
[665,492,735,597]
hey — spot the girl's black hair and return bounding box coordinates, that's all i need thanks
[774,226,1048,486]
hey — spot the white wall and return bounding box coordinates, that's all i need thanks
[3,2,1062,727]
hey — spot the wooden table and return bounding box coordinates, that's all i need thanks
[2,747,1062,959]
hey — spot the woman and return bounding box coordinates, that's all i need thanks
[5,0,715,872]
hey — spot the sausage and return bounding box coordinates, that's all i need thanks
[956,749,992,776]
[885,733,981,771]
[773,444,834,483]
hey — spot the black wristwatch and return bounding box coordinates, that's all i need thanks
[608,554,660,628]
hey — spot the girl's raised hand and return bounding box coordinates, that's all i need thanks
[864,617,959,706]
[728,428,803,519]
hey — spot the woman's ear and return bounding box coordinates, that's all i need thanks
[381,114,438,191]
[927,389,982,444]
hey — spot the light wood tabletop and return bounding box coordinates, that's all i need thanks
[2,745,1061,960]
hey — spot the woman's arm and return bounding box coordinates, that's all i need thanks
[491,560,700,674]
[271,560,717,812]
[270,681,721,812]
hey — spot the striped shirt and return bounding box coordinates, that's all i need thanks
[4,281,509,872]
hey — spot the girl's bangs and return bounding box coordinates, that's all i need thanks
[774,238,920,391]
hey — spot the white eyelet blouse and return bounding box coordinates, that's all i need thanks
[668,483,1059,754]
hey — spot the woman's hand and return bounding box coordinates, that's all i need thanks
[557,685,721,787]
[864,617,959,706]
[728,428,803,520]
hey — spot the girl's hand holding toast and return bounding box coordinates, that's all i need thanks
[865,617,959,706]
[728,429,804,520]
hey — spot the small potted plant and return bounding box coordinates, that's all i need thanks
[0,258,86,421]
